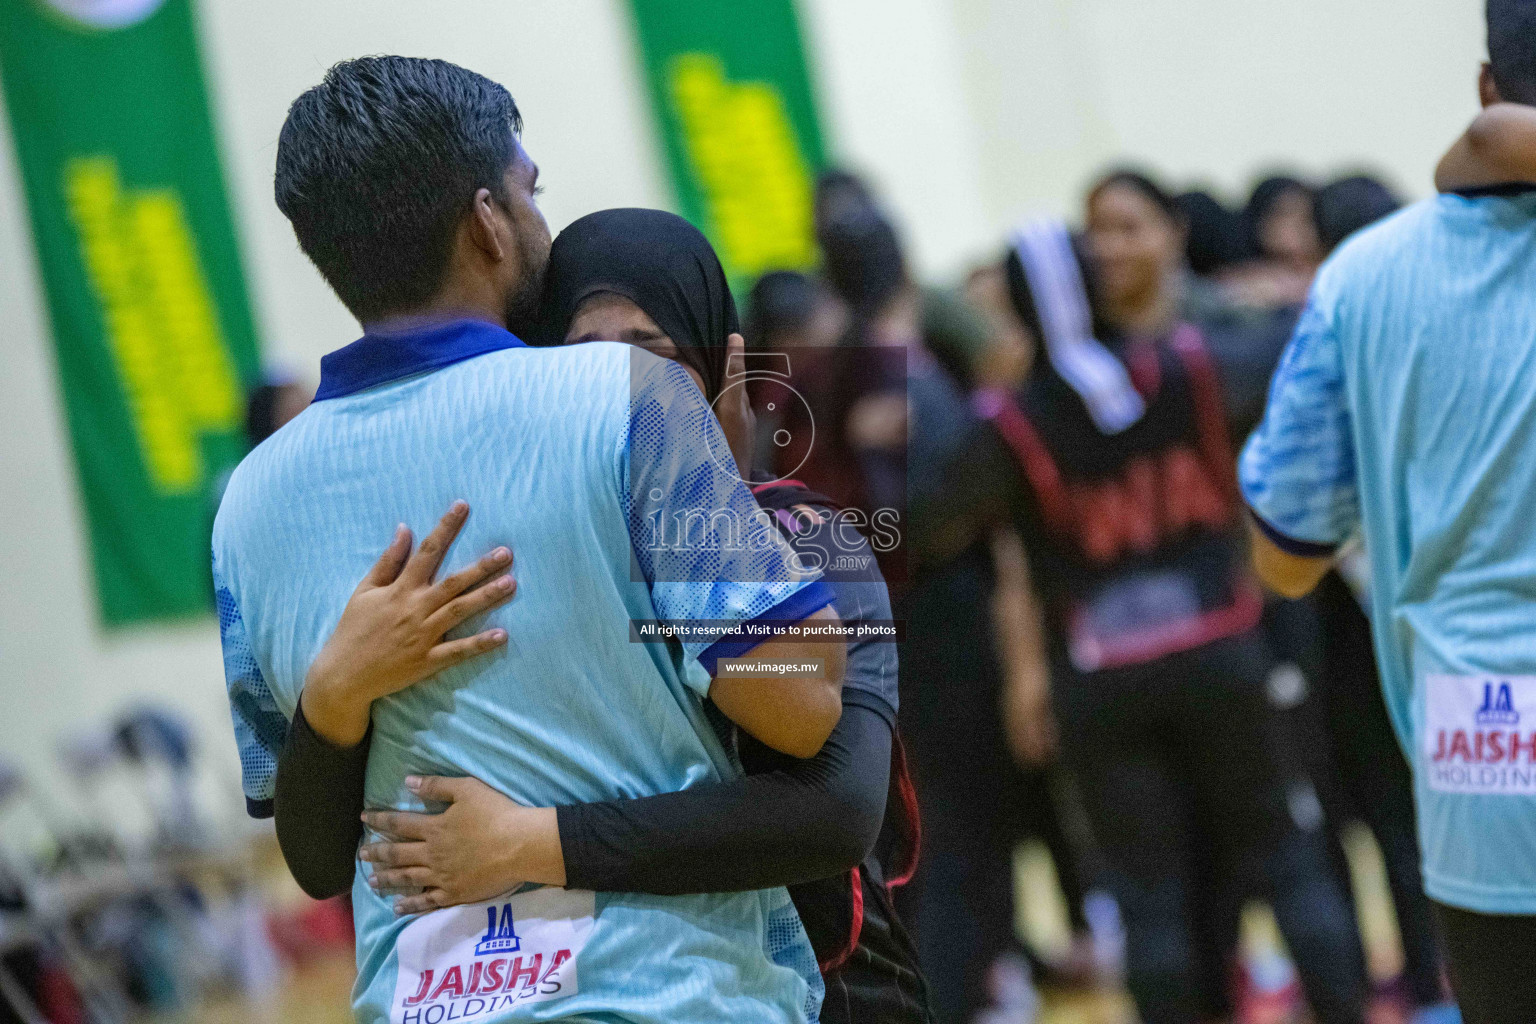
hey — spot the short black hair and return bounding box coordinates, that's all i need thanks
[275,56,522,321]
[1489,0,1536,105]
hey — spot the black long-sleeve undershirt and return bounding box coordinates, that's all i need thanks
[558,692,891,894]
[273,703,369,900]
[273,690,892,901]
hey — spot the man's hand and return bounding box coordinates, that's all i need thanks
[301,501,517,747]
[360,775,565,916]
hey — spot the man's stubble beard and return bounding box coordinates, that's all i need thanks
[503,261,545,338]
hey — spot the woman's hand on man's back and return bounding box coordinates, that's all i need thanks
[301,501,517,747]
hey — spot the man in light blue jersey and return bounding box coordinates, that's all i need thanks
[213,56,846,1024]
[1240,4,1536,1019]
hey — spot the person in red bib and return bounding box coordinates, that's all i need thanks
[973,216,1370,1024]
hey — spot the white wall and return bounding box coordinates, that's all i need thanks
[945,0,1485,265]
[0,0,1490,803]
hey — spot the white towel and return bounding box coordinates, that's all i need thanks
[1011,218,1145,434]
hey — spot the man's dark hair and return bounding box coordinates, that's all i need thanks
[1489,0,1536,105]
[275,56,522,321]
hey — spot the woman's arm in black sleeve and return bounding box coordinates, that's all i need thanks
[272,701,371,900]
[557,692,893,895]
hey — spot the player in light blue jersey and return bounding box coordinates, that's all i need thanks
[1240,4,1536,1019]
[213,56,847,1024]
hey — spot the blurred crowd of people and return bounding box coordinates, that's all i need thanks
[738,163,1450,1024]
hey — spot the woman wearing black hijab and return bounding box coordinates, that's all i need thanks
[270,208,933,1024]
[541,209,737,391]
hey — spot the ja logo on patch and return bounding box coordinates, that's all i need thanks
[475,903,521,957]
[1425,674,1536,795]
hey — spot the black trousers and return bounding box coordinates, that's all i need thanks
[1313,572,1446,1007]
[1055,630,1369,1024]
[1435,903,1536,1024]
[895,554,1096,1024]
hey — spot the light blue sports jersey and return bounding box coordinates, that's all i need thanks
[1240,189,1536,913]
[213,319,832,1022]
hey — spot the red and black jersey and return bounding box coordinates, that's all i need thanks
[978,324,1261,672]
[748,476,931,1023]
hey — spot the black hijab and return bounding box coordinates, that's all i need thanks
[538,208,739,400]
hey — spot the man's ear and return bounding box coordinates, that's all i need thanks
[1480,62,1503,108]
[466,187,507,262]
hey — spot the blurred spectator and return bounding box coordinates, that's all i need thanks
[1243,174,1323,272]
[814,169,908,325]
[916,286,997,390]
[796,170,914,518]
[1084,170,1294,434]
[1087,164,1441,1020]
[744,269,848,351]
[1175,189,1246,277]
[963,265,1036,390]
[742,270,850,482]
[1216,174,1323,310]
[244,377,311,448]
[1314,174,1403,254]
[989,209,1372,1024]
[1312,570,1451,1016]
[1083,169,1188,336]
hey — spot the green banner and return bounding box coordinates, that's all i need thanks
[627,0,827,284]
[0,0,260,624]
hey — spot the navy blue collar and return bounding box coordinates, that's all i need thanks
[315,318,527,401]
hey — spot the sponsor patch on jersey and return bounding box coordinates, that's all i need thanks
[390,887,595,1023]
[1425,674,1536,795]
